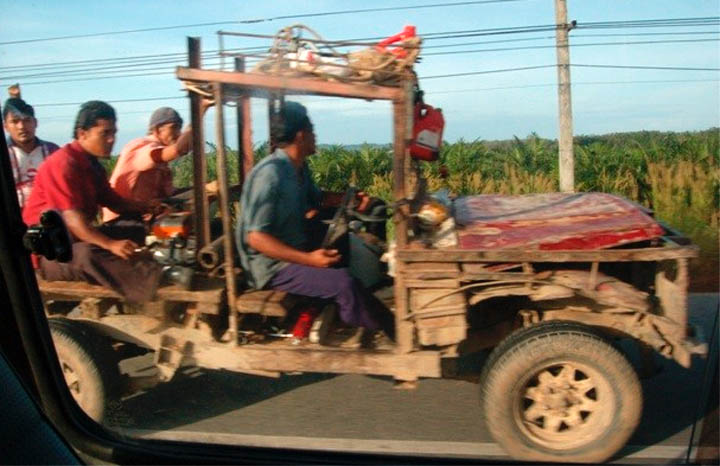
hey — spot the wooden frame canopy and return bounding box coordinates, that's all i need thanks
[176,67,405,101]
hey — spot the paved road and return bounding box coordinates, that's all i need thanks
[111,293,718,463]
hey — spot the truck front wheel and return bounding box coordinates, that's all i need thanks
[479,321,642,463]
[49,319,120,422]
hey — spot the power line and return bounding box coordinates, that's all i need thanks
[577,16,719,29]
[425,78,719,94]
[6,70,177,87]
[10,32,716,83]
[0,59,227,86]
[5,22,717,75]
[420,32,720,50]
[34,96,186,107]
[573,63,720,72]
[32,78,719,117]
[423,37,720,56]
[8,51,718,89]
[573,31,720,38]
[422,65,555,79]
[0,0,528,46]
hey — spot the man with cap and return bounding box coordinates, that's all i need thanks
[236,101,394,345]
[3,92,59,209]
[103,104,210,222]
[23,100,163,303]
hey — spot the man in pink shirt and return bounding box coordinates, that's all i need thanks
[104,106,198,222]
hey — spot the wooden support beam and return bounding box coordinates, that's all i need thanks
[396,245,698,263]
[393,82,413,356]
[176,67,403,101]
[213,83,239,346]
[234,57,253,187]
[187,38,210,249]
[193,346,442,380]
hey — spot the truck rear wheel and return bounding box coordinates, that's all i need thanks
[49,319,120,422]
[479,321,642,463]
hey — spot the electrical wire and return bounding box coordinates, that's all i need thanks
[6,33,717,83]
[422,65,555,79]
[423,37,720,56]
[573,64,720,72]
[33,96,186,107]
[425,78,719,94]
[4,21,717,75]
[0,0,529,46]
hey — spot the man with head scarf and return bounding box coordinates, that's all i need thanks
[236,101,394,346]
[3,91,59,208]
[103,102,211,222]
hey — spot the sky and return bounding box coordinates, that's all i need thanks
[0,0,718,152]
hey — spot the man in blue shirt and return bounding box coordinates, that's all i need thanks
[236,101,393,341]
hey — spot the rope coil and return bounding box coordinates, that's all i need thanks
[250,24,421,85]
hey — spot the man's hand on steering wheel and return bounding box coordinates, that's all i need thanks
[321,187,357,249]
[355,191,371,213]
[305,248,341,268]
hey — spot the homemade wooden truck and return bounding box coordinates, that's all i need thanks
[35,34,706,463]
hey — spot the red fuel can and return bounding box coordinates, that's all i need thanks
[292,307,318,339]
[410,104,445,161]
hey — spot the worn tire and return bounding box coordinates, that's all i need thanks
[49,318,120,422]
[479,321,642,463]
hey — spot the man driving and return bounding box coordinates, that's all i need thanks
[236,101,394,344]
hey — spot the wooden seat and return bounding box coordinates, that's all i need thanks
[37,279,225,304]
[37,280,298,317]
[235,289,300,317]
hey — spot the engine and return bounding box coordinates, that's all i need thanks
[147,212,196,289]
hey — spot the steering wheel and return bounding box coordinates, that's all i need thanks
[320,187,358,249]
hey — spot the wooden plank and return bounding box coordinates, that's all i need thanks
[235,290,299,317]
[37,280,225,304]
[405,279,460,288]
[404,270,460,280]
[396,244,699,263]
[460,272,534,281]
[404,262,460,279]
[176,67,403,101]
[405,262,461,272]
[192,344,442,379]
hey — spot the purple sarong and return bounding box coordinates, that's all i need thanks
[270,264,381,330]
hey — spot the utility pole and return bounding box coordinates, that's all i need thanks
[554,0,575,192]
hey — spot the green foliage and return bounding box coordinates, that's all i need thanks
[103,128,718,284]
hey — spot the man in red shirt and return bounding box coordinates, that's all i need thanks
[23,101,162,303]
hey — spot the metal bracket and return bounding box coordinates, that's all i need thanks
[154,334,192,381]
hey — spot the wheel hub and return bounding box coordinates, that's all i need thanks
[517,361,612,450]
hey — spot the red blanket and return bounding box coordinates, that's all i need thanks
[453,192,664,250]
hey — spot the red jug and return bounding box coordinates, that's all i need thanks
[410,103,445,161]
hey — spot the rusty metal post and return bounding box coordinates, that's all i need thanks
[188,37,210,249]
[213,83,238,345]
[234,57,254,188]
[267,94,277,154]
